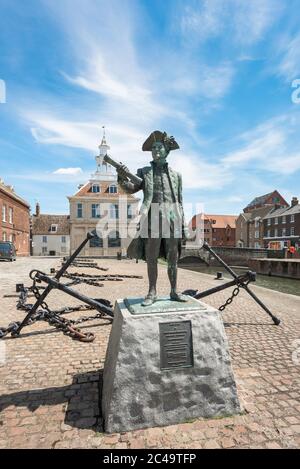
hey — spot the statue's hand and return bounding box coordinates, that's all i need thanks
[117,163,130,181]
[182,226,196,242]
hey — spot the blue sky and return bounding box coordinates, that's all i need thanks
[0,0,300,215]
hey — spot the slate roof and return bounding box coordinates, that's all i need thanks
[245,190,288,211]
[245,192,274,209]
[247,206,273,221]
[0,180,30,208]
[32,214,70,235]
[240,212,251,221]
[263,203,300,220]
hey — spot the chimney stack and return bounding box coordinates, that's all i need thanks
[291,197,299,207]
[36,202,40,217]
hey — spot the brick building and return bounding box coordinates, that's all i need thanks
[236,206,273,248]
[236,190,288,248]
[263,197,300,250]
[191,214,237,247]
[243,190,288,213]
[0,179,30,256]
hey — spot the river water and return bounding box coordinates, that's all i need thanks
[179,262,300,297]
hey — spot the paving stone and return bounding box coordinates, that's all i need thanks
[265,441,282,449]
[203,440,221,449]
[1,257,300,449]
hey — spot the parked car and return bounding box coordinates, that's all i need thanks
[0,241,17,261]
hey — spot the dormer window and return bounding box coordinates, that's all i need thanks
[92,184,100,193]
[50,224,58,233]
[109,184,118,194]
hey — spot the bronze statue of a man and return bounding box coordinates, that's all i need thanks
[117,130,188,306]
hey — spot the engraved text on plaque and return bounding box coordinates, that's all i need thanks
[159,321,194,370]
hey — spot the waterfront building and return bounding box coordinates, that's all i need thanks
[236,190,288,248]
[263,197,300,252]
[0,178,30,256]
[191,214,237,247]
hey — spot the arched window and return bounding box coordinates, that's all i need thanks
[108,231,121,248]
[110,204,119,219]
[90,234,103,248]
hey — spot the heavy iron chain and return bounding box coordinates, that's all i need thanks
[62,272,142,280]
[218,278,251,312]
[0,322,21,339]
[1,278,112,342]
[61,260,109,271]
[1,257,140,341]
[29,278,112,338]
[218,286,241,312]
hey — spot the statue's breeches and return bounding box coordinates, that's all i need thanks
[145,236,180,265]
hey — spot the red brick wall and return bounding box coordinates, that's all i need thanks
[211,227,236,247]
[0,189,30,256]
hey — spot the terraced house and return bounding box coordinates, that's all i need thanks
[68,133,139,257]
[0,178,30,256]
[236,190,288,248]
[263,197,300,251]
[31,203,70,256]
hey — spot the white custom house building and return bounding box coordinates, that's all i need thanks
[68,132,139,257]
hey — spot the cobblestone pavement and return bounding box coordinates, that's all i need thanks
[0,257,300,449]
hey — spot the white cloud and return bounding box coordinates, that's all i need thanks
[10,170,89,184]
[53,167,83,175]
[226,195,245,203]
[22,0,237,155]
[222,114,300,175]
[30,118,98,151]
[180,0,283,46]
[170,61,235,99]
[277,33,300,81]
[15,0,292,207]
[181,0,225,42]
[171,152,232,190]
[233,0,283,45]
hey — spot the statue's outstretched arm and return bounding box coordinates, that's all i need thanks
[118,177,142,194]
[118,166,143,194]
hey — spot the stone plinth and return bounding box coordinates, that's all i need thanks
[102,296,241,433]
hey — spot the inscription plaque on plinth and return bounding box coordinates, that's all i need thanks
[159,321,193,370]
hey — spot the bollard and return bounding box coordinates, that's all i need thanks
[215,271,223,280]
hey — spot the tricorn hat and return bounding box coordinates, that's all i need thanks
[142,130,179,152]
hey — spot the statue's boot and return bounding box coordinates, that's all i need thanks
[142,293,157,307]
[170,291,188,302]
